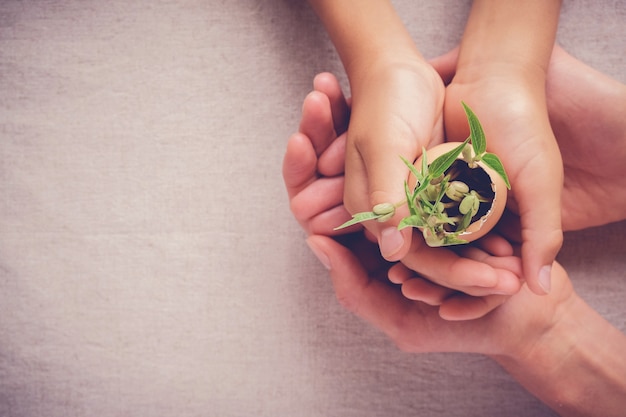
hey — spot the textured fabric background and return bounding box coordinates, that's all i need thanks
[1,1,624,416]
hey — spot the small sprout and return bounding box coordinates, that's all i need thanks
[334,102,510,247]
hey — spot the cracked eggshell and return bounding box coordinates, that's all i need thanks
[413,142,508,243]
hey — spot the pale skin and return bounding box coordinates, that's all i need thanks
[282,45,626,415]
[307,0,564,296]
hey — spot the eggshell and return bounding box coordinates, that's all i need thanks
[412,142,508,243]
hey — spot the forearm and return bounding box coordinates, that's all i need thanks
[493,294,626,417]
[307,0,423,81]
[456,0,562,83]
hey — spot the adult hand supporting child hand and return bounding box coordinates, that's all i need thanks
[284,70,626,417]
[285,73,522,301]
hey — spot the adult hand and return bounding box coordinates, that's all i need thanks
[306,233,572,356]
[308,231,626,416]
[546,46,626,230]
[283,73,352,237]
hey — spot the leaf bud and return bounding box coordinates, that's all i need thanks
[462,144,473,163]
[445,181,470,201]
[425,184,440,201]
[373,202,395,216]
[459,194,479,216]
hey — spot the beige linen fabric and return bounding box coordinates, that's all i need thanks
[1,1,624,416]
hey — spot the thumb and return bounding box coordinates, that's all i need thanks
[344,134,417,262]
[305,235,412,336]
[517,154,564,295]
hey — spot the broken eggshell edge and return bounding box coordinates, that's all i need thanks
[412,142,508,243]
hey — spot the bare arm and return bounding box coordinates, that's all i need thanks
[307,0,422,80]
[457,0,562,80]
[494,287,626,417]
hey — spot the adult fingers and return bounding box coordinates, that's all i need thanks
[313,72,350,135]
[305,235,419,342]
[299,90,338,156]
[282,132,317,200]
[438,293,509,321]
[400,236,522,296]
[290,176,344,227]
[318,132,347,177]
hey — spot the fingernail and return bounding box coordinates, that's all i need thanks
[306,239,331,270]
[538,264,552,294]
[380,227,404,258]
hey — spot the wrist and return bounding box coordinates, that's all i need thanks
[456,0,560,86]
[309,0,422,81]
[347,53,432,95]
[453,60,548,97]
[492,290,626,415]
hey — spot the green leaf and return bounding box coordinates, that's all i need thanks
[462,102,486,156]
[428,138,469,178]
[442,234,469,246]
[404,181,417,216]
[400,155,423,183]
[398,214,425,229]
[481,153,511,189]
[412,177,433,197]
[457,209,474,232]
[334,211,381,230]
[434,176,449,205]
[421,147,429,178]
